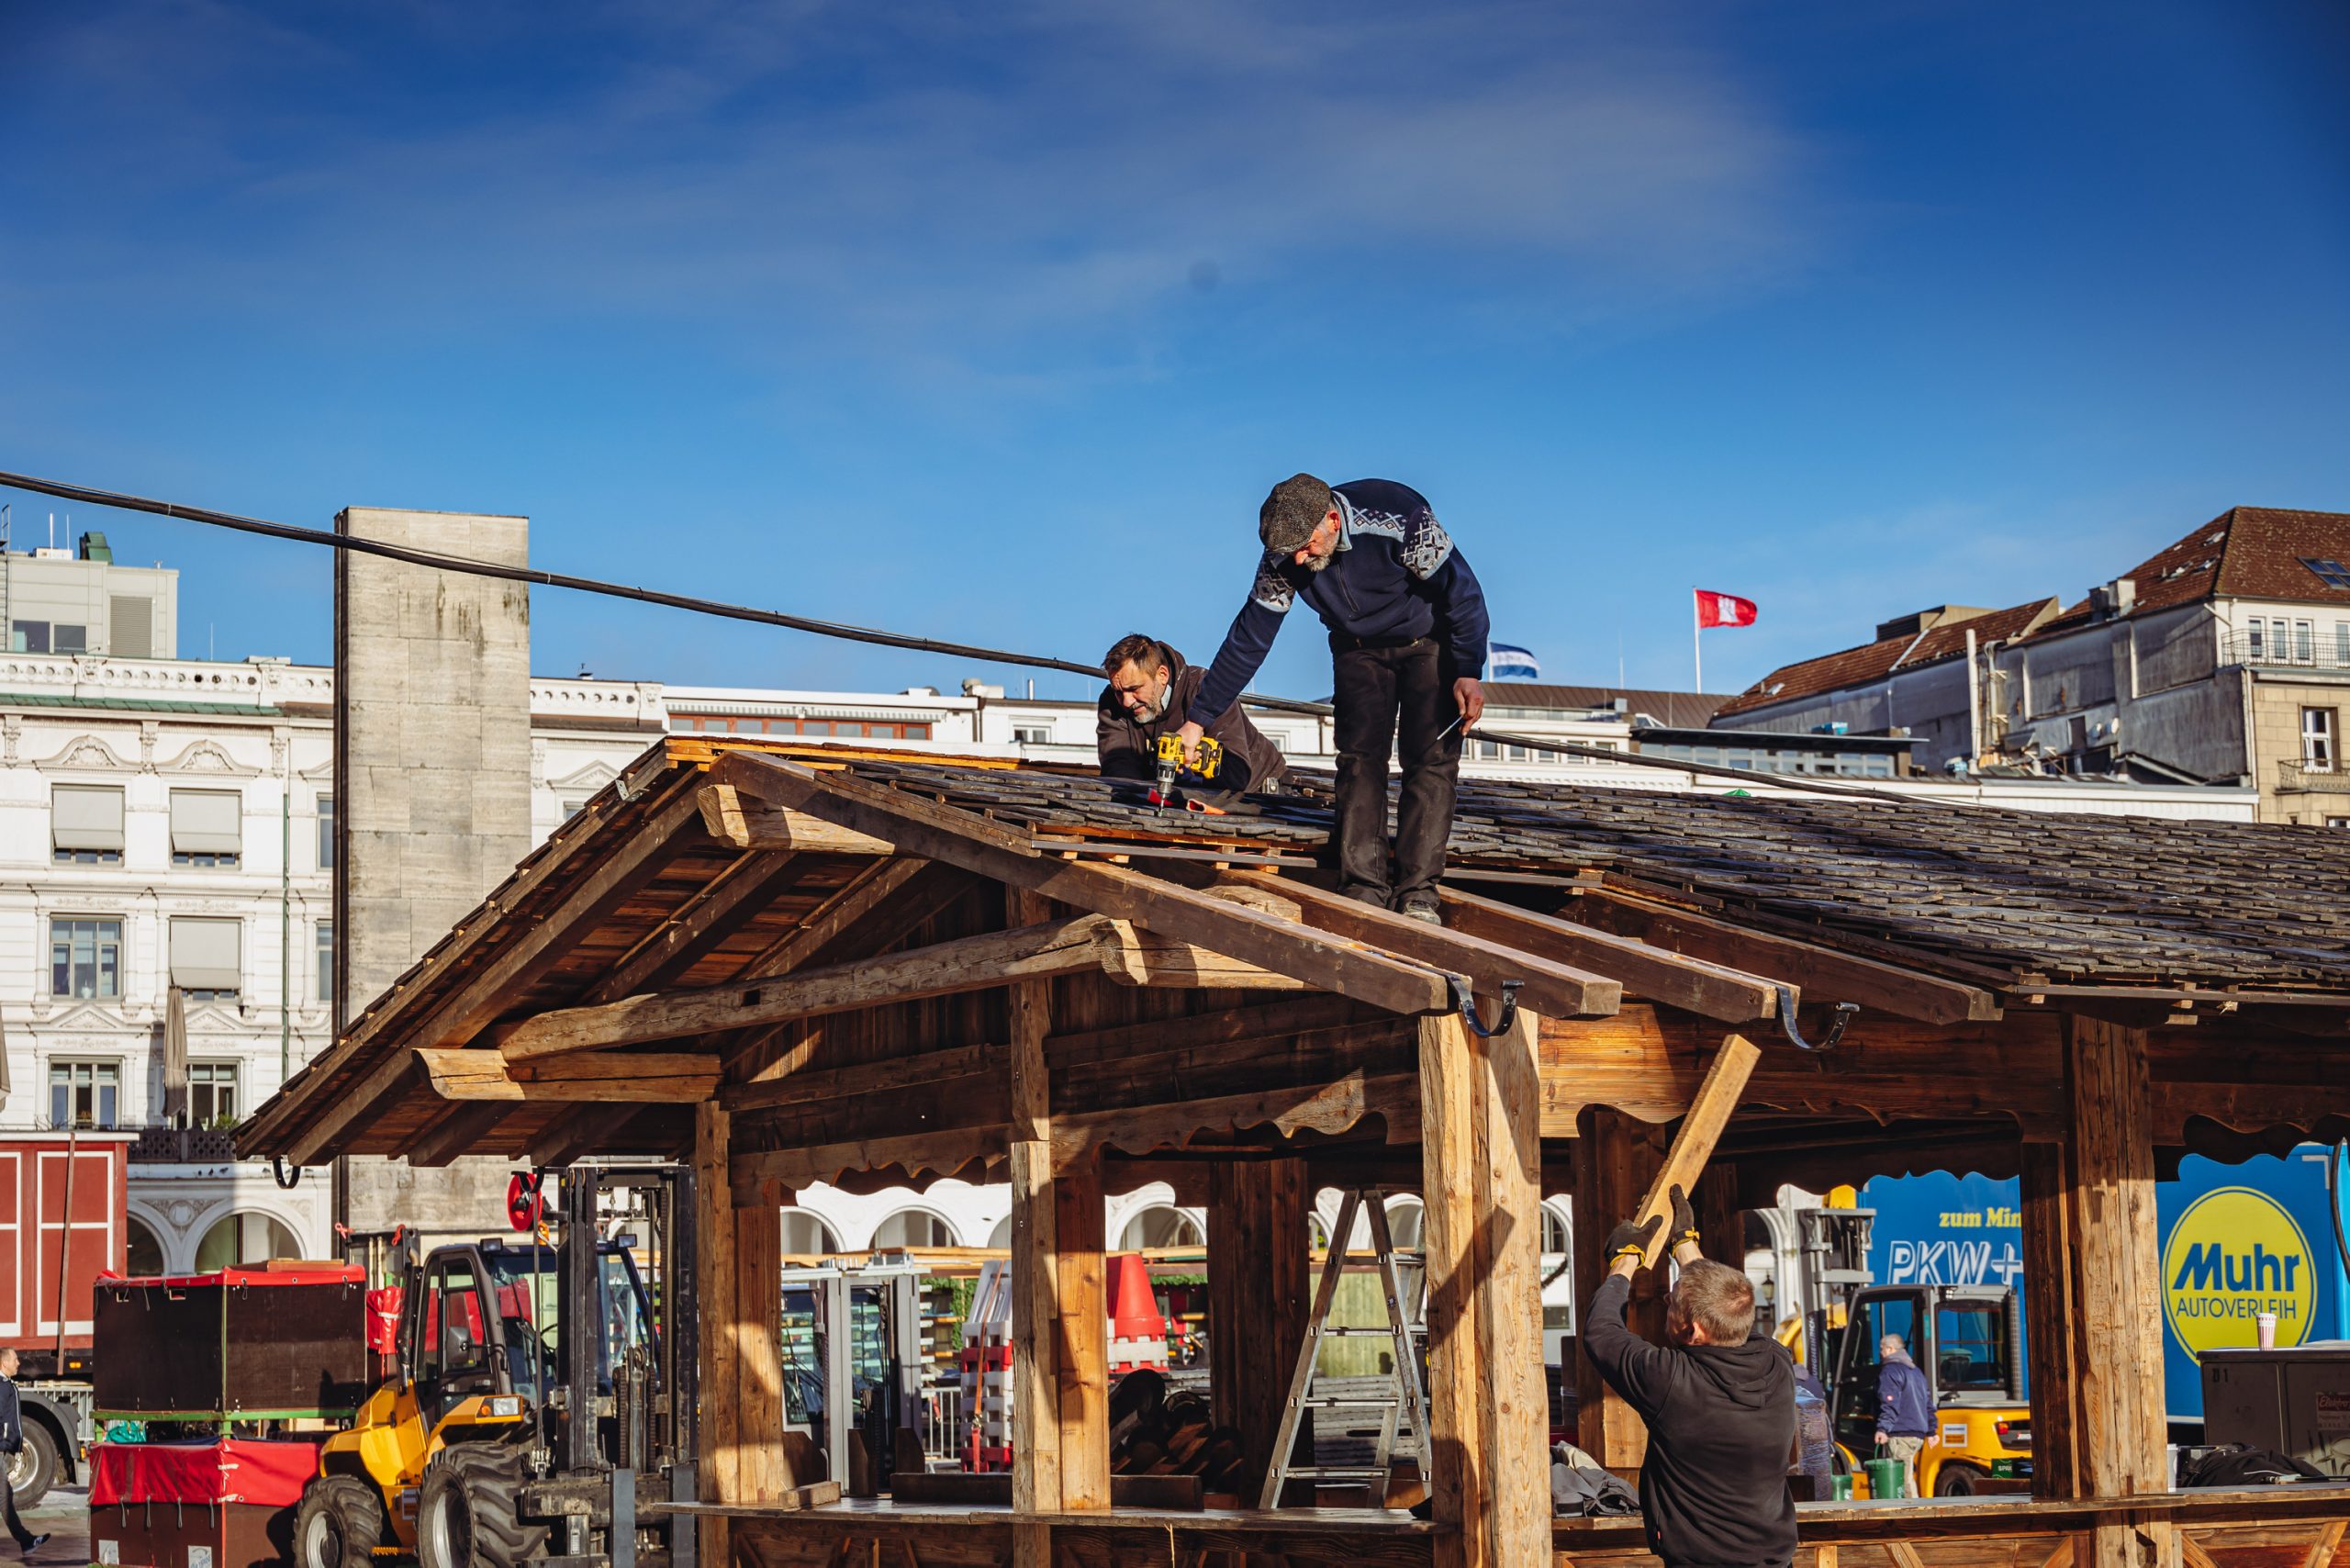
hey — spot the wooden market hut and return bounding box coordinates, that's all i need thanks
[240,736,2350,1568]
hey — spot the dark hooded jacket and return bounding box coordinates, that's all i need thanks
[1583,1273,1798,1568]
[1096,644,1287,797]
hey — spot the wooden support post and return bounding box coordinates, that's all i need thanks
[1208,1158,1311,1502]
[1571,1106,1666,1469]
[693,1102,738,1568]
[1695,1164,1744,1274]
[1418,1003,1550,1568]
[735,1197,790,1502]
[2021,1017,2166,1568]
[1055,1144,1110,1512]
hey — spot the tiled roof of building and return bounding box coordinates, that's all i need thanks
[1483,683,1722,728]
[2041,507,2350,632]
[1713,599,2060,721]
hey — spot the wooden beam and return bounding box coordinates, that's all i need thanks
[1572,1106,1668,1469]
[526,1103,643,1168]
[709,751,1458,1016]
[1096,922,1308,990]
[1208,1157,1311,1505]
[1435,883,1778,1023]
[1053,1144,1109,1514]
[1570,887,2003,1025]
[416,1048,721,1103]
[698,782,896,855]
[722,1045,994,1114]
[728,1124,1006,1206]
[1623,1033,1761,1268]
[694,1101,738,1568]
[1006,885,1061,1565]
[285,1047,427,1165]
[1225,870,1621,1020]
[2021,1139,2082,1503]
[732,857,938,981]
[579,849,809,1005]
[403,1101,513,1168]
[1046,994,1379,1071]
[498,914,1127,1060]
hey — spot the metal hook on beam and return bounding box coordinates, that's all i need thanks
[1449,976,1522,1038]
[1777,986,1857,1052]
[272,1156,302,1190]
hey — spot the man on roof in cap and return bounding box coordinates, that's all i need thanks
[1175,476,1488,923]
[1096,633,1288,802]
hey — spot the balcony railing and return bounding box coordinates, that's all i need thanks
[2221,632,2350,673]
[127,1126,241,1163]
[2276,760,2350,795]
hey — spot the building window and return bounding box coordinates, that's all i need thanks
[2295,620,2316,663]
[51,784,126,864]
[2302,708,2336,772]
[11,621,48,653]
[170,789,242,868]
[560,798,592,820]
[2247,621,2266,660]
[669,713,933,740]
[2327,816,2350,829]
[316,920,333,1003]
[779,1213,841,1255]
[1012,725,1051,745]
[2300,557,2350,590]
[2337,624,2350,667]
[195,1212,300,1271]
[170,916,242,1001]
[1474,739,1501,759]
[53,624,88,655]
[188,1062,240,1128]
[50,917,123,999]
[317,795,334,869]
[870,1210,959,1249]
[50,1060,119,1129]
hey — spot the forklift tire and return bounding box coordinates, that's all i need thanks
[1933,1461,1988,1496]
[420,1442,549,1568]
[296,1476,386,1568]
[3,1420,58,1509]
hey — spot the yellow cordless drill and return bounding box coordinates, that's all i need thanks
[1152,733,1222,811]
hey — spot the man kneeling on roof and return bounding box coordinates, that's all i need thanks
[1097,633,1287,805]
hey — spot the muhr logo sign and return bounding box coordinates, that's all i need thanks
[2161,1186,2318,1361]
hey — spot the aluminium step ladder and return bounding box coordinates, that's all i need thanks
[1258,1187,1430,1508]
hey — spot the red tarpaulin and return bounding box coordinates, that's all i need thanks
[88,1440,319,1507]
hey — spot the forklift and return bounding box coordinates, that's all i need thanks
[295,1165,699,1568]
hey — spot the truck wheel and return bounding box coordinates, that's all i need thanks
[419,1442,548,1568]
[5,1420,59,1508]
[296,1476,386,1568]
[1934,1461,1988,1496]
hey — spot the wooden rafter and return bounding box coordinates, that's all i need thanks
[1432,883,1780,1024]
[417,1047,721,1102]
[698,782,895,855]
[708,751,1460,1017]
[579,848,811,1005]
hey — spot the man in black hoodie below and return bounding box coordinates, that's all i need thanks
[1584,1187,1798,1568]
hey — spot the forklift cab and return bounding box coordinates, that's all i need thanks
[402,1239,656,1428]
[1829,1283,2029,1494]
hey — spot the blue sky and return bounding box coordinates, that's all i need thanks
[5,2,2346,703]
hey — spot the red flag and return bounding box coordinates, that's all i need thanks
[1695,588,1757,628]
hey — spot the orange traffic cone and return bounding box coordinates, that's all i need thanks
[1106,1251,1169,1374]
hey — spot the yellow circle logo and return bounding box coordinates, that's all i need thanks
[2162,1187,2317,1361]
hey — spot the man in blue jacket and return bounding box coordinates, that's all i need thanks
[0,1349,51,1556]
[1874,1333,1936,1498]
[1175,475,1489,922]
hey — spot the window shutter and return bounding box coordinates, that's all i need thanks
[170,790,243,854]
[170,917,242,991]
[52,786,127,851]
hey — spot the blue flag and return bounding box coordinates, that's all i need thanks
[1489,643,1541,681]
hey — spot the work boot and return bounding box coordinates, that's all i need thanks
[23,1533,50,1558]
[1398,892,1442,925]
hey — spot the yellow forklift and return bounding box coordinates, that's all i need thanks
[294,1165,698,1568]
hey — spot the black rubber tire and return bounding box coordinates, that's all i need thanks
[1934,1460,1988,1496]
[4,1420,59,1509]
[418,1441,548,1568]
[295,1475,386,1568]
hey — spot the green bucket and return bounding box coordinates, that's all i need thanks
[1830,1473,1853,1500]
[1864,1458,1906,1500]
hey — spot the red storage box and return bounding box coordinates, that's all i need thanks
[88,1440,319,1568]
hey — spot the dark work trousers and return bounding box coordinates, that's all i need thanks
[2,1463,31,1548]
[1330,634,1463,907]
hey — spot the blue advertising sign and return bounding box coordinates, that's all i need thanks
[1859,1145,2348,1421]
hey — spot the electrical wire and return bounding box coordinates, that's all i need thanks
[0,465,1917,802]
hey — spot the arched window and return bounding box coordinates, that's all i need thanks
[194,1212,300,1273]
[871,1209,957,1249]
[126,1215,166,1277]
[987,1215,1014,1249]
[779,1212,841,1256]
[1384,1198,1425,1252]
[1540,1204,1571,1256]
[1116,1206,1203,1250]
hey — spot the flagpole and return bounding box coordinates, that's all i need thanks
[1692,588,1701,693]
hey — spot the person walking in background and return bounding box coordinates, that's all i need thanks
[1874,1333,1935,1498]
[0,1350,51,1558]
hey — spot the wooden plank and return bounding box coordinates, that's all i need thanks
[733,857,938,982]
[1006,887,1062,1532]
[1052,1072,1420,1159]
[736,1192,792,1498]
[722,1046,994,1114]
[1418,1009,1483,1568]
[1054,1144,1110,1514]
[2064,1015,2168,1523]
[403,1101,514,1168]
[699,783,897,855]
[2021,1140,2082,1503]
[2303,1520,2346,1568]
[1623,1033,1762,1268]
[416,1047,720,1102]
[1571,888,2003,1025]
[1097,921,1309,990]
[1209,1157,1312,1506]
[709,751,1457,1016]
[729,1124,1007,1206]
[1572,1107,1667,1469]
[1469,1001,1550,1568]
[1435,883,1779,1023]
[1046,995,1378,1070]
[695,1101,739,1568]
[580,849,809,1005]
[285,1047,428,1165]
[1225,871,1622,1020]
[498,915,1125,1060]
